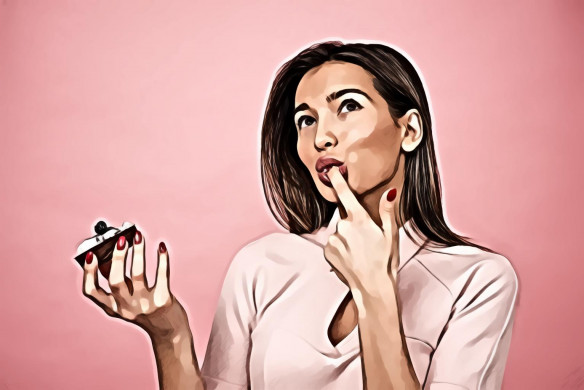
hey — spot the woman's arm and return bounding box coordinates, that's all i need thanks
[145,298,206,390]
[146,242,260,390]
[150,329,204,390]
[199,246,258,389]
[322,167,420,389]
[423,257,518,389]
[82,235,207,390]
[352,275,420,390]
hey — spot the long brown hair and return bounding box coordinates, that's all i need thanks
[260,40,492,251]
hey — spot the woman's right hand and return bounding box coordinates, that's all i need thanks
[82,230,189,341]
[83,231,204,389]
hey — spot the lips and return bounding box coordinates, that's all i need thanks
[315,157,348,187]
[315,157,344,173]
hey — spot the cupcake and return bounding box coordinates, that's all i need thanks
[74,220,137,268]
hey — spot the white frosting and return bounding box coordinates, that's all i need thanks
[76,221,134,255]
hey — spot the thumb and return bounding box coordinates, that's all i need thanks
[379,187,398,237]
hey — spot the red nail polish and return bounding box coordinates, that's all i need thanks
[159,242,167,253]
[117,236,126,250]
[85,251,93,264]
[134,230,142,244]
[386,188,397,202]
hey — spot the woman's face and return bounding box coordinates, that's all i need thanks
[294,60,405,204]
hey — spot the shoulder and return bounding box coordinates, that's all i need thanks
[231,231,309,263]
[415,244,519,299]
[226,231,315,278]
[220,232,318,308]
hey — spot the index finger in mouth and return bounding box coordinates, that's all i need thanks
[327,166,366,220]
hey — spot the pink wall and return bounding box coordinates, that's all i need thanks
[1,1,582,389]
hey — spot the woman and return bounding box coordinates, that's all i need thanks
[81,41,519,390]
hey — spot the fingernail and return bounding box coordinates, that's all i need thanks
[134,230,142,244]
[117,236,126,250]
[386,188,397,202]
[85,251,93,264]
[159,242,167,253]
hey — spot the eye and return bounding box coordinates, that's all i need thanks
[297,115,316,130]
[338,99,363,115]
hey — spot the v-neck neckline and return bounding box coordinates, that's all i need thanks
[324,270,360,355]
[300,206,430,355]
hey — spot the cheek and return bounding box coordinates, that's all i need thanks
[346,121,401,190]
[296,137,312,169]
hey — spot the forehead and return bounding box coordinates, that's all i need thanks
[295,61,376,103]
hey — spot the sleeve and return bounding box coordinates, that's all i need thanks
[200,247,258,390]
[424,256,519,390]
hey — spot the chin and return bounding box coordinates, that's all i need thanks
[313,181,335,202]
[321,190,338,203]
[315,180,363,203]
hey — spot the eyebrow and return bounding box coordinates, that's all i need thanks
[326,88,373,103]
[293,88,373,115]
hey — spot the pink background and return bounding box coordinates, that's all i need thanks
[1,1,582,389]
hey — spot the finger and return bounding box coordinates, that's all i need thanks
[324,237,349,286]
[380,188,400,278]
[99,259,134,294]
[380,187,399,233]
[327,166,367,220]
[130,229,148,291]
[335,219,351,240]
[327,234,349,259]
[153,242,171,307]
[324,238,341,270]
[83,251,117,317]
[109,235,131,298]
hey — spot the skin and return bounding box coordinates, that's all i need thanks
[83,237,204,389]
[295,60,423,228]
[81,60,424,390]
[295,60,424,389]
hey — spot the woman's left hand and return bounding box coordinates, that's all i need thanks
[324,166,400,293]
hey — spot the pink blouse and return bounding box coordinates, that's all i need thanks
[200,207,519,389]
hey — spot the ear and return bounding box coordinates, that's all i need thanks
[399,109,423,153]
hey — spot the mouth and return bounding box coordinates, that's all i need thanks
[315,157,343,173]
[315,157,348,187]
[317,164,348,187]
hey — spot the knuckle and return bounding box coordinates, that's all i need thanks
[324,241,338,257]
[112,253,125,263]
[132,273,145,283]
[110,299,119,314]
[330,233,344,246]
[109,276,124,286]
[82,286,94,298]
[326,235,336,247]
[160,298,173,311]
[109,281,125,293]
[82,279,96,296]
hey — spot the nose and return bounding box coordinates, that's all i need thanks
[314,117,338,151]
